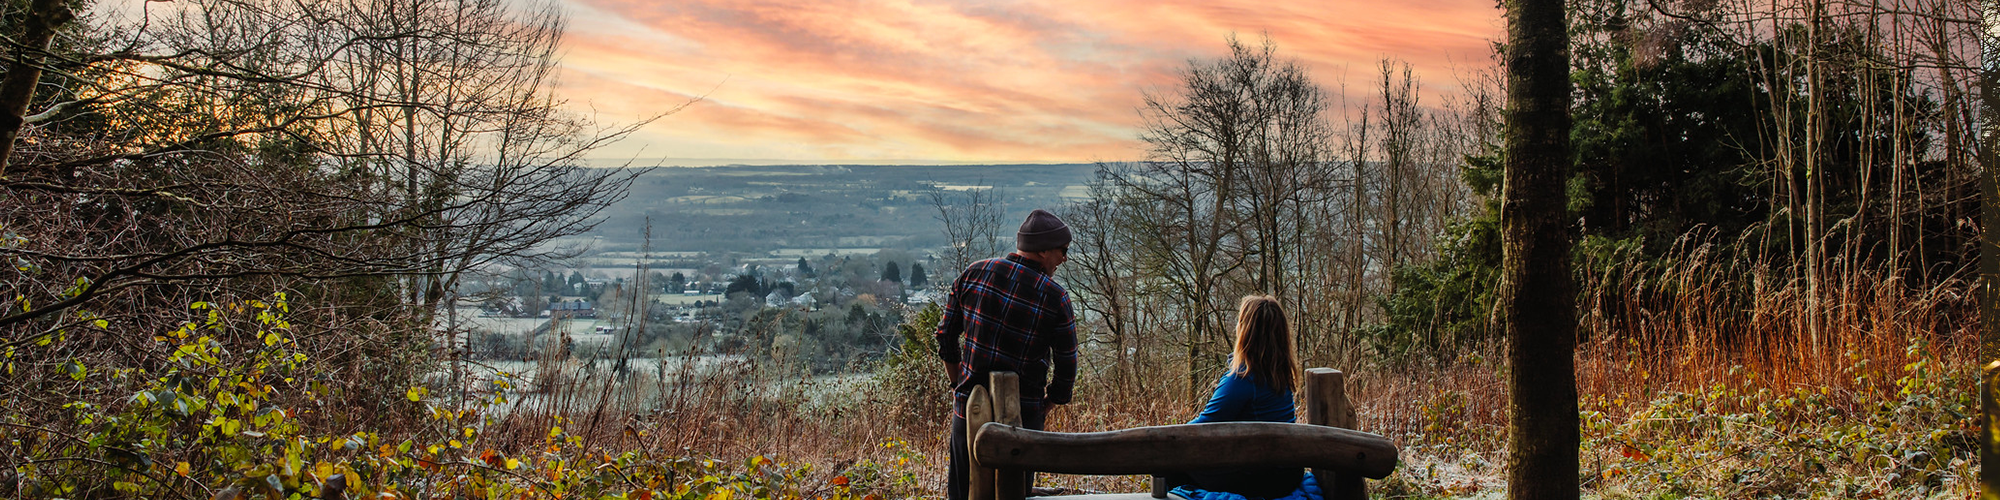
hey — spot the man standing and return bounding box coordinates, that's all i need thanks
[937,209,1079,500]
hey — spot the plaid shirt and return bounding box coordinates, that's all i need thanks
[935,254,1078,417]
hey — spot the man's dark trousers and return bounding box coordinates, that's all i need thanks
[947,407,1046,500]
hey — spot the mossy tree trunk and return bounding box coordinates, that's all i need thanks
[1499,0,1578,499]
[0,0,74,177]
[1979,1,1998,493]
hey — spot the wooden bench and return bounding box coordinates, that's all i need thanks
[965,368,1399,500]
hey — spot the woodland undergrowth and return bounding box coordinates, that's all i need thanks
[0,253,1975,499]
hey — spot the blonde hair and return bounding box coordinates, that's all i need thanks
[1228,295,1297,393]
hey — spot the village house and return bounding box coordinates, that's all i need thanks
[549,300,595,319]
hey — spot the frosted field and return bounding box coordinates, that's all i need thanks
[651,293,726,305]
[459,314,550,335]
[770,248,880,257]
[461,355,745,385]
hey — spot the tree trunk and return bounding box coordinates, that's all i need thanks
[0,0,74,177]
[1978,5,1998,493]
[1499,0,1577,499]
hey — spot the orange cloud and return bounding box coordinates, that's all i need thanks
[553,0,1503,163]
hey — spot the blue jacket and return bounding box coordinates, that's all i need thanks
[1189,371,1295,424]
[1179,370,1306,499]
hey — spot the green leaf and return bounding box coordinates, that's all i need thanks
[61,360,85,381]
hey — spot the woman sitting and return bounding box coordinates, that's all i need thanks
[1170,295,1308,499]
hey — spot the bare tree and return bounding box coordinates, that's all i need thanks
[926,183,1007,282]
[0,0,668,334]
[1057,174,1146,392]
[0,0,679,450]
[1113,35,1338,396]
[1082,36,1495,388]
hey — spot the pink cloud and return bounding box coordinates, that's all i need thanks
[555,0,1503,162]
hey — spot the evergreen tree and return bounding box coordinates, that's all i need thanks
[725,274,764,297]
[847,303,869,326]
[882,261,902,285]
[909,262,927,288]
[797,257,814,276]
[1364,5,1958,365]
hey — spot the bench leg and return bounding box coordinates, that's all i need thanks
[1327,471,1365,500]
[996,468,1026,500]
[1150,474,1183,498]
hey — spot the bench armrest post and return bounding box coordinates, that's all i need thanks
[1307,368,1367,500]
[992,372,1027,500]
[968,384,996,500]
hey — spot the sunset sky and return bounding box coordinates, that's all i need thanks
[551,0,1506,164]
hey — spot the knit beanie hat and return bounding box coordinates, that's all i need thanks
[1016,209,1072,252]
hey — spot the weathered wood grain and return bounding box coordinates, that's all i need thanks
[968,384,995,500]
[971,422,1398,479]
[1306,368,1366,500]
[991,371,1027,500]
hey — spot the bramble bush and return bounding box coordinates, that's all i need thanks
[1576,338,1975,499]
[1,295,923,499]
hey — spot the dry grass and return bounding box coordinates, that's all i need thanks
[453,238,1975,499]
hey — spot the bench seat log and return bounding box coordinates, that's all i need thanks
[1028,494,1184,500]
[972,421,1398,479]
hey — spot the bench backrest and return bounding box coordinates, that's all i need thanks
[965,368,1398,500]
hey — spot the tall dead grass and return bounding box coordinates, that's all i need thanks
[1572,233,1974,418]
[455,319,941,495]
[1337,232,1976,496]
[460,233,1973,497]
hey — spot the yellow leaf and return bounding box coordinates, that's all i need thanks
[175,461,190,477]
[505,458,520,470]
